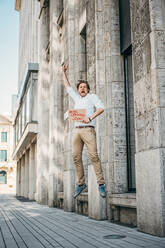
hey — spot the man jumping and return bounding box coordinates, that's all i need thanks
[62,64,106,198]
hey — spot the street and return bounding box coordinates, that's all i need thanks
[0,193,165,248]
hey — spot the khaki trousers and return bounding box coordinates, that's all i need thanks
[72,127,105,186]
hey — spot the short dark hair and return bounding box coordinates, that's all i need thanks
[76,80,90,92]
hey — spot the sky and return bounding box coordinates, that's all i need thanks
[0,0,19,116]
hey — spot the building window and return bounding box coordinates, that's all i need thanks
[0,150,7,162]
[22,101,26,132]
[16,118,19,143]
[0,171,7,184]
[119,0,131,54]
[80,24,87,80]
[1,132,7,142]
[57,0,64,29]
[124,49,136,191]
[57,0,64,64]
[119,0,136,192]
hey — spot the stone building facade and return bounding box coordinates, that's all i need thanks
[0,115,16,193]
[13,0,165,237]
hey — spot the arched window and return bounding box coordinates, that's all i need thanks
[0,171,7,184]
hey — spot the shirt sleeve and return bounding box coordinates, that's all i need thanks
[91,94,105,109]
[66,87,80,101]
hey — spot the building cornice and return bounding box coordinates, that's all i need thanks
[12,122,38,160]
[0,114,12,124]
[12,63,39,124]
[15,0,21,11]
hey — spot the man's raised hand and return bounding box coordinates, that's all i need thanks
[62,64,70,88]
[62,64,68,73]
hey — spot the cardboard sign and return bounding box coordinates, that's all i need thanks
[68,109,86,122]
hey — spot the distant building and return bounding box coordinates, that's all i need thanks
[13,0,165,237]
[0,115,16,192]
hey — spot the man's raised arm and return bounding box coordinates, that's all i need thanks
[62,64,70,89]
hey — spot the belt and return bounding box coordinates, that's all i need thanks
[75,125,95,129]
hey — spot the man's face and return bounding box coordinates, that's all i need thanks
[78,83,89,97]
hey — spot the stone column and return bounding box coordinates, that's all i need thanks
[48,0,64,208]
[16,162,18,195]
[19,160,21,196]
[16,160,21,196]
[87,0,105,220]
[29,144,35,200]
[21,155,25,197]
[24,150,29,198]
[87,0,127,219]
[63,0,76,212]
[34,143,37,200]
[88,166,106,219]
[37,0,50,205]
[106,0,127,195]
[130,0,165,237]
[90,0,108,220]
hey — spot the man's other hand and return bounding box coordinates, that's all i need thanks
[82,116,90,124]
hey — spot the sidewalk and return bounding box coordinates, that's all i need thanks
[0,194,165,248]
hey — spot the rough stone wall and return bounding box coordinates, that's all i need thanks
[130,0,165,236]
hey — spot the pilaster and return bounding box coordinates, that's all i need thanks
[37,0,50,205]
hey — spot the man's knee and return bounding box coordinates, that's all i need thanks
[72,152,82,163]
[89,152,100,163]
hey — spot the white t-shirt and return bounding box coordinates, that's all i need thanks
[67,87,104,127]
